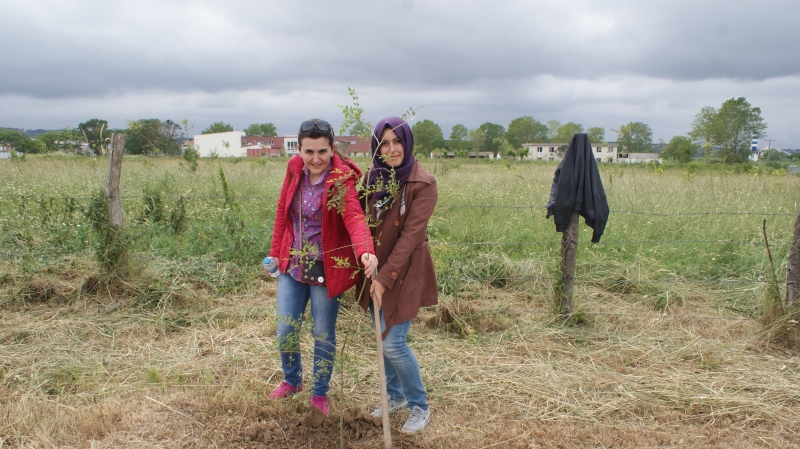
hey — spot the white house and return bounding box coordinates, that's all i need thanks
[193,131,246,158]
[522,142,620,163]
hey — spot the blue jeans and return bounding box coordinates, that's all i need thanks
[275,273,340,397]
[370,304,428,411]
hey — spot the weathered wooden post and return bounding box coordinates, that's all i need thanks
[547,134,608,317]
[99,133,127,275]
[786,203,800,304]
[559,212,579,314]
[104,133,126,226]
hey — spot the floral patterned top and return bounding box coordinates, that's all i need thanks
[287,162,332,282]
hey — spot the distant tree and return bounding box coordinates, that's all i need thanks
[161,119,182,141]
[587,127,605,144]
[36,130,64,152]
[761,149,788,162]
[347,121,371,138]
[690,97,767,164]
[555,122,585,144]
[478,122,505,156]
[36,129,84,153]
[449,124,469,156]
[78,118,109,155]
[498,138,516,158]
[50,127,83,153]
[202,122,233,134]
[614,122,653,153]
[0,128,46,154]
[547,120,561,141]
[506,116,548,148]
[245,122,277,137]
[126,119,181,155]
[469,127,486,156]
[411,119,445,153]
[688,106,717,160]
[662,135,697,163]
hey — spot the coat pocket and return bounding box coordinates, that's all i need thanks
[396,242,437,313]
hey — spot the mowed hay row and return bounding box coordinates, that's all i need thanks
[3,274,800,448]
[3,157,800,447]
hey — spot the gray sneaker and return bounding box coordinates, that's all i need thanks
[400,406,430,434]
[370,397,408,418]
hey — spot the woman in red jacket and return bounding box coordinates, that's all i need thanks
[268,119,377,415]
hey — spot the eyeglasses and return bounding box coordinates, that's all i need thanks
[299,120,332,134]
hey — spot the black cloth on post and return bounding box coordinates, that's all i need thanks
[546,133,609,243]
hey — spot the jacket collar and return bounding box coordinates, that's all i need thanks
[406,159,434,185]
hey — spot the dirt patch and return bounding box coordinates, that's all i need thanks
[24,278,71,303]
[236,408,428,448]
[80,275,105,295]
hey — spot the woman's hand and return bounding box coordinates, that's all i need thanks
[370,279,386,308]
[361,253,378,278]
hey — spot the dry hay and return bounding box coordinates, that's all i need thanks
[2,261,800,448]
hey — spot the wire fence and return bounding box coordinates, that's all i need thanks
[1,246,766,323]
[0,222,789,249]
[0,193,796,217]
[1,188,792,326]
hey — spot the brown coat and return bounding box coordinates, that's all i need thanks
[359,160,438,339]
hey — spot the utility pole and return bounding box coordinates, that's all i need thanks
[765,138,776,151]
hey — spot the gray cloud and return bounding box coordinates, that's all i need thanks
[1,0,798,146]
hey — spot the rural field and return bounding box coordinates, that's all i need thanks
[2,155,800,448]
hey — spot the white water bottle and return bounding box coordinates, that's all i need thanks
[263,256,279,277]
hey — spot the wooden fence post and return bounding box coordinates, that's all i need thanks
[786,203,800,304]
[559,211,580,314]
[103,133,126,226]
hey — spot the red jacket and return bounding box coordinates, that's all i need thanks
[270,154,375,298]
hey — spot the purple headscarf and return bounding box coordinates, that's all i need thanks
[368,117,416,204]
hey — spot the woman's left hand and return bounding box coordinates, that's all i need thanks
[361,253,378,278]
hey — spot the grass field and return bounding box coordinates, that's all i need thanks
[2,155,800,448]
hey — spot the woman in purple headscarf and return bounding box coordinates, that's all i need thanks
[358,116,438,435]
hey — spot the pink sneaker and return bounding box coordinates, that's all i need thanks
[268,381,302,399]
[310,395,329,415]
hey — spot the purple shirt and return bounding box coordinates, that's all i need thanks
[287,162,331,281]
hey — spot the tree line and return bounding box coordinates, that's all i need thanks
[0,120,277,156]
[1,96,771,165]
[352,117,658,159]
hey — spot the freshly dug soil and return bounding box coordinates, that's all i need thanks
[234,408,428,448]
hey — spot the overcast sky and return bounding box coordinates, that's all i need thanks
[1,0,799,147]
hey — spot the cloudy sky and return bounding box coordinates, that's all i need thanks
[2,0,799,147]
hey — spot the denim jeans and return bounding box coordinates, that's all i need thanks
[370,304,428,411]
[275,273,340,397]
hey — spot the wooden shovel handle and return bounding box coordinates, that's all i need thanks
[372,277,393,448]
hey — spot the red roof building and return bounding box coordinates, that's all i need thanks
[335,136,371,157]
[241,135,371,157]
[244,136,284,157]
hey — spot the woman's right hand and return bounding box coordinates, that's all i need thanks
[361,253,378,278]
[370,279,386,308]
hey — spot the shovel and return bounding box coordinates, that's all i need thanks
[371,273,393,448]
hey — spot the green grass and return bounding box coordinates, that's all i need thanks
[2,155,797,314]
